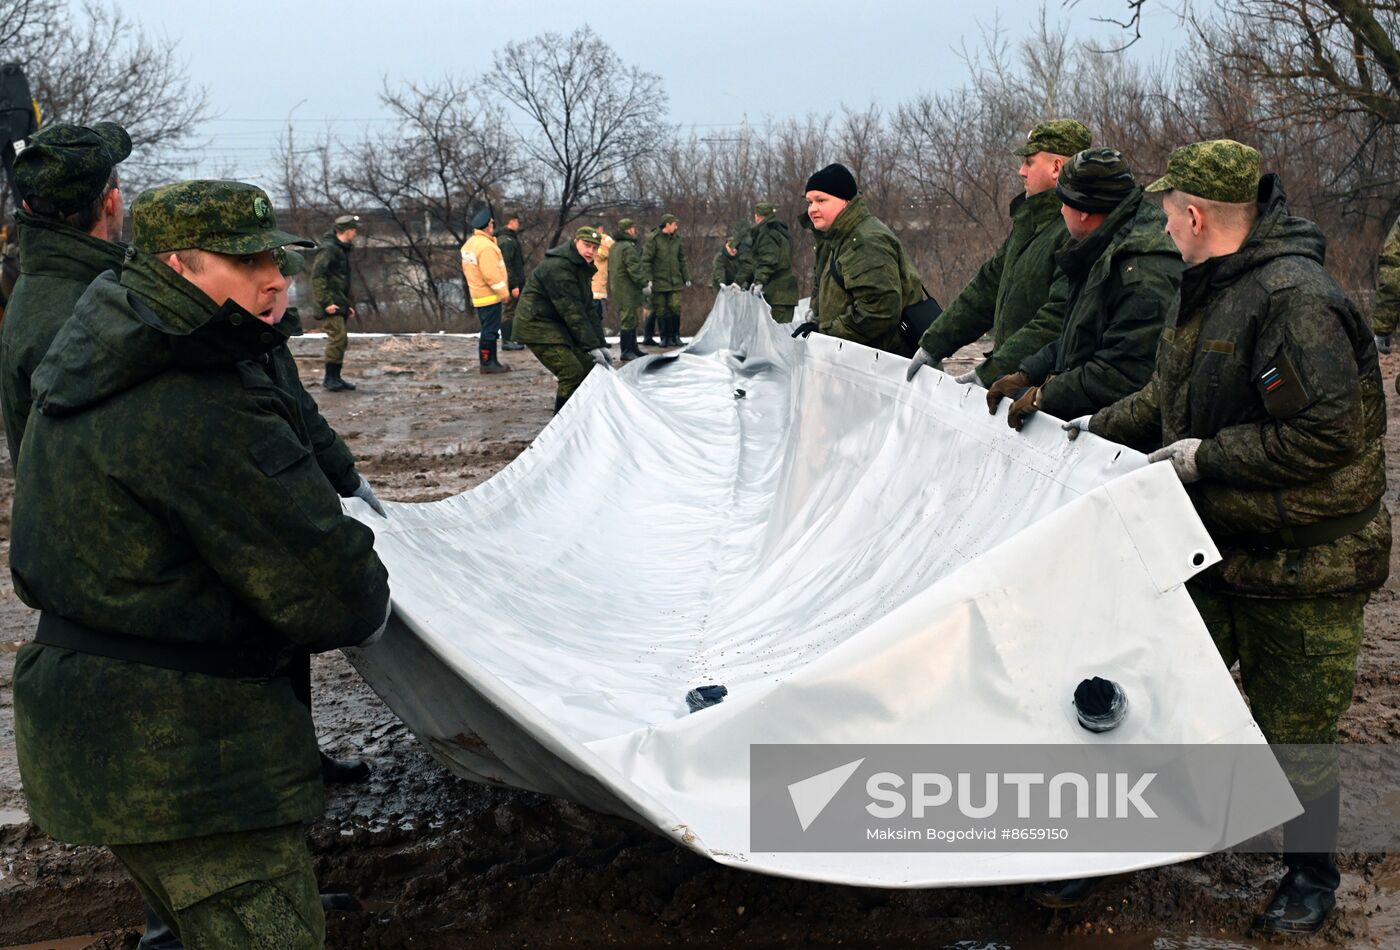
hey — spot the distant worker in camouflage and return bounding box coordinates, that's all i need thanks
[1063,140,1390,935]
[749,202,799,324]
[1372,215,1399,354]
[642,213,690,348]
[712,237,742,291]
[609,218,648,361]
[312,212,360,392]
[497,210,527,350]
[11,179,391,948]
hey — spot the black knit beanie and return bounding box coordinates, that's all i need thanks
[804,163,858,200]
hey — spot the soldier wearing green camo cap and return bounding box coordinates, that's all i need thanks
[749,201,797,323]
[1,122,131,462]
[609,218,649,360]
[1076,140,1390,935]
[11,178,390,949]
[312,212,361,391]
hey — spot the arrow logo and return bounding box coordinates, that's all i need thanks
[788,758,865,831]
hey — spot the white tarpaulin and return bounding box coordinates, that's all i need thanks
[346,288,1298,887]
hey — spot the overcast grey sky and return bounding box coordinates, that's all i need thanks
[120,0,1184,187]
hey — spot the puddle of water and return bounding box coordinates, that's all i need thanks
[0,808,27,828]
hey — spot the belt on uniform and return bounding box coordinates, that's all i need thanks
[1219,497,1383,553]
[34,611,280,679]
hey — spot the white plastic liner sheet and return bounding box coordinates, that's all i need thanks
[346,288,1296,887]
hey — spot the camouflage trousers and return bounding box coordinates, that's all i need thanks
[1189,583,1368,800]
[501,296,518,342]
[769,303,795,324]
[650,291,681,321]
[528,343,596,401]
[617,303,643,331]
[320,315,348,365]
[590,298,607,342]
[111,822,324,949]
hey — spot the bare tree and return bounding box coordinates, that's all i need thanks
[488,25,669,246]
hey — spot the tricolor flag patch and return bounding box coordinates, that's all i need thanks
[1261,367,1284,392]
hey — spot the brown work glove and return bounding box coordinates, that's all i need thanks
[1006,386,1041,431]
[985,371,1032,416]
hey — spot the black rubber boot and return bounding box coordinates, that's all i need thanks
[481,343,511,374]
[553,393,568,414]
[324,362,355,392]
[1253,787,1341,934]
[320,750,371,785]
[621,329,645,362]
[1027,875,1105,908]
[642,314,660,347]
[666,315,683,347]
[137,902,183,950]
[502,318,525,350]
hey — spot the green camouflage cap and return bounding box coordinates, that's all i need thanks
[14,121,132,215]
[659,213,678,225]
[754,201,777,217]
[1145,139,1260,203]
[334,213,361,231]
[574,225,603,246]
[131,180,314,255]
[276,248,306,277]
[1013,119,1092,158]
[616,217,634,231]
[1056,147,1137,213]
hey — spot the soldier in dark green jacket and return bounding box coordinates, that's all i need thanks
[731,220,754,289]
[908,119,1091,384]
[11,180,391,949]
[1066,142,1390,935]
[986,148,1182,428]
[0,121,129,463]
[712,238,743,290]
[497,211,527,350]
[609,218,648,361]
[642,213,690,347]
[514,226,611,410]
[312,213,359,391]
[1371,215,1399,353]
[801,163,923,356]
[749,202,799,323]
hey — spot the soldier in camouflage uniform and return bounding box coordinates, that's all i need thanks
[312,213,360,392]
[497,211,527,350]
[797,162,923,356]
[609,218,648,361]
[11,180,391,949]
[1372,216,1399,353]
[712,238,742,290]
[642,213,690,347]
[749,201,799,324]
[731,219,754,289]
[513,226,611,410]
[1062,141,1390,934]
[1,122,129,464]
[986,148,1182,429]
[907,119,1090,384]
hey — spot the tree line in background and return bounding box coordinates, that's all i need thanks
[5,1,1400,333]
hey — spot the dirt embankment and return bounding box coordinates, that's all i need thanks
[1,334,1399,948]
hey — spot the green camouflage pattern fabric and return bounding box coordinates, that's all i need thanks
[651,290,681,323]
[13,122,130,214]
[755,202,777,217]
[813,196,924,357]
[642,228,690,291]
[113,822,324,949]
[131,181,313,255]
[496,226,526,291]
[1092,175,1390,597]
[11,252,389,845]
[712,247,743,290]
[271,307,360,495]
[1055,147,1136,213]
[511,241,602,349]
[1372,216,1400,335]
[322,314,348,364]
[1019,188,1183,419]
[919,189,1071,384]
[731,221,755,288]
[1012,118,1091,157]
[312,231,353,316]
[1191,585,1367,798]
[608,232,646,326]
[1,210,124,461]
[1145,139,1260,203]
[750,215,799,308]
[574,225,603,246]
[527,342,597,400]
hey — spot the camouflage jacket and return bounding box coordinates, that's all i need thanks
[1020,189,1183,419]
[732,222,754,288]
[609,233,646,316]
[712,248,743,290]
[920,189,1070,384]
[1092,176,1390,597]
[511,242,602,349]
[1372,216,1400,335]
[0,211,124,462]
[312,231,353,317]
[642,229,690,291]
[11,255,389,845]
[814,196,924,356]
[497,226,527,292]
[749,216,799,307]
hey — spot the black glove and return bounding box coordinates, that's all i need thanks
[792,320,818,339]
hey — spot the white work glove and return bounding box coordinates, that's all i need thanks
[590,347,613,369]
[1062,415,1093,441]
[643,281,653,296]
[684,280,692,288]
[352,474,387,517]
[751,282,764,296]
[905,348,937,382]
[954,369,982,386]
[1147,438,1203,483]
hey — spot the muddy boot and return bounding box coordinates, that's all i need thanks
[502,339,526,350]
[481,343,512,375]
[1254,787,1340,934]
[324,363,355,392]
[1027,875,1104,908]
[502,319,526,350]
[620,329,644,362]
[642,314,660,347]
[666,315,683,347]
[138,902,183,950]
[320,750,371,785]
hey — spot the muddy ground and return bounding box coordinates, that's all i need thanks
[2,330,1400,949]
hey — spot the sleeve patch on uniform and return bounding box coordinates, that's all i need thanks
[1257,346,1313,417]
